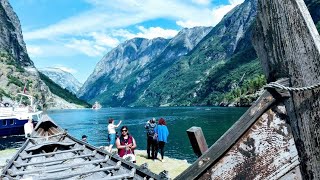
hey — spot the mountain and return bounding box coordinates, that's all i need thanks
[79,0,257,107]
[78,37,170,101]
[0,0,89,109]
[78,27,212,106]
[39,67,82,95]
[80,0,319,107]
[0,0,31,66]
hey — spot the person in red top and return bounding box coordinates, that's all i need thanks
[116,126,137,162]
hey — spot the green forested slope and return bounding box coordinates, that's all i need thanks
[39,72,91,108]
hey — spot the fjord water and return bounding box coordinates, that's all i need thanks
[47,107,247,163]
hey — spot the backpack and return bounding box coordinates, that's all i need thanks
[146,123,156,137]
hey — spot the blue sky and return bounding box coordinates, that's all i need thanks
[9,0,244,83]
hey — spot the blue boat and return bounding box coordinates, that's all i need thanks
[0,93,42,137]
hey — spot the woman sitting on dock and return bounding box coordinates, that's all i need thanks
[116,126,137,163]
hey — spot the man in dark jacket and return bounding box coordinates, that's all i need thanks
[145,118,157,160]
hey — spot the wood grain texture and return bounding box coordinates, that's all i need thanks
[175,90,277,179]
[206,103,301,180]
[187,127,208,157]
[252,0,320,178]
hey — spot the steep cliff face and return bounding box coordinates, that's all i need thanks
[78,37,170,101]
[79,0,319,107]
[0,0,44,105]
[134,0,259,106]
[0,0,87,109]
[39,67,82,95]
[79,27,212,106]
[0,0,31,66]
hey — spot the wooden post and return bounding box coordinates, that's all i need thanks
[187,126,208,157]
[252,0,320,179]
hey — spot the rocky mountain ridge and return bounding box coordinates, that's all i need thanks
[0,0,31,66]
[0,0,87,109]
[78,26,212,106]
[78,0,257,107]
[78,0,320,107]
[39,67,82,95]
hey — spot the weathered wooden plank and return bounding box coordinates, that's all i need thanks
[101,168,136,180]
[30,132,65,139]
[175,90,277,179]
[252,0,320,178]
[204,103,300,179]
[20,146,85,159]
[14,151,97,167]
[38,161,122,180]
[8,156,110,176]
[25,141,75,152]
[187,127,208,157]
[2,114,162,180]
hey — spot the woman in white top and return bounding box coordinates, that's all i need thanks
[107,118,122,152]
[24,117,34,138]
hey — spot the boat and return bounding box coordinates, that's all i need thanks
[92,101,102,110]
[0,115,162,179]
[0,93,42,137]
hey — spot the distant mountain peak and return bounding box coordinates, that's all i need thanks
[78,26,212,105]
[39,67,82,95]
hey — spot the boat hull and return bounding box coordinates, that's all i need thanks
[0,119,27,136]
[1,115,161,179]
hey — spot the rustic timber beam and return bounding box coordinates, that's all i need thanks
[14,150,97,167]
[252,0,320,179]
[38,161,121,180]
[31,132,65,139]
[8,156,110,176]
[101,168,136,180]
[175,90,277,179]
[20,145,85,159]
[187,127,208,157]
[26,141,75,152]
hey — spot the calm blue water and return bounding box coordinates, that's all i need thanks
[46,107,247,163]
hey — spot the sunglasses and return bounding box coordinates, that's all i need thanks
[121,129,128,132]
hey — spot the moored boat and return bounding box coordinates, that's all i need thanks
[0,93,42,137]
[0,115,161,179]
[92,101,102,110]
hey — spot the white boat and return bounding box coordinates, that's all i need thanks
[0,93,42,136]
[92,101,102,110]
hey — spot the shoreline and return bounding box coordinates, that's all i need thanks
[0,148,190,179]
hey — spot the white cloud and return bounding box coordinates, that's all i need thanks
[131,26,179,39]
[52,65,77,74]
[191,0,211,5]
[211,0,244,25]
[65,38,107,57]
[27,44,80,58]
[177,0,244,28]
[27,46,42,58]
[24,0,244,58]
[90,32,120,47]
[176,20,210,28]
[24,0,232,41]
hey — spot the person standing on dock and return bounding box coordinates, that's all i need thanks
[145,118,157,160]
[107,118,122,152]
[24,117,34,138]
[155,118,169,162]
